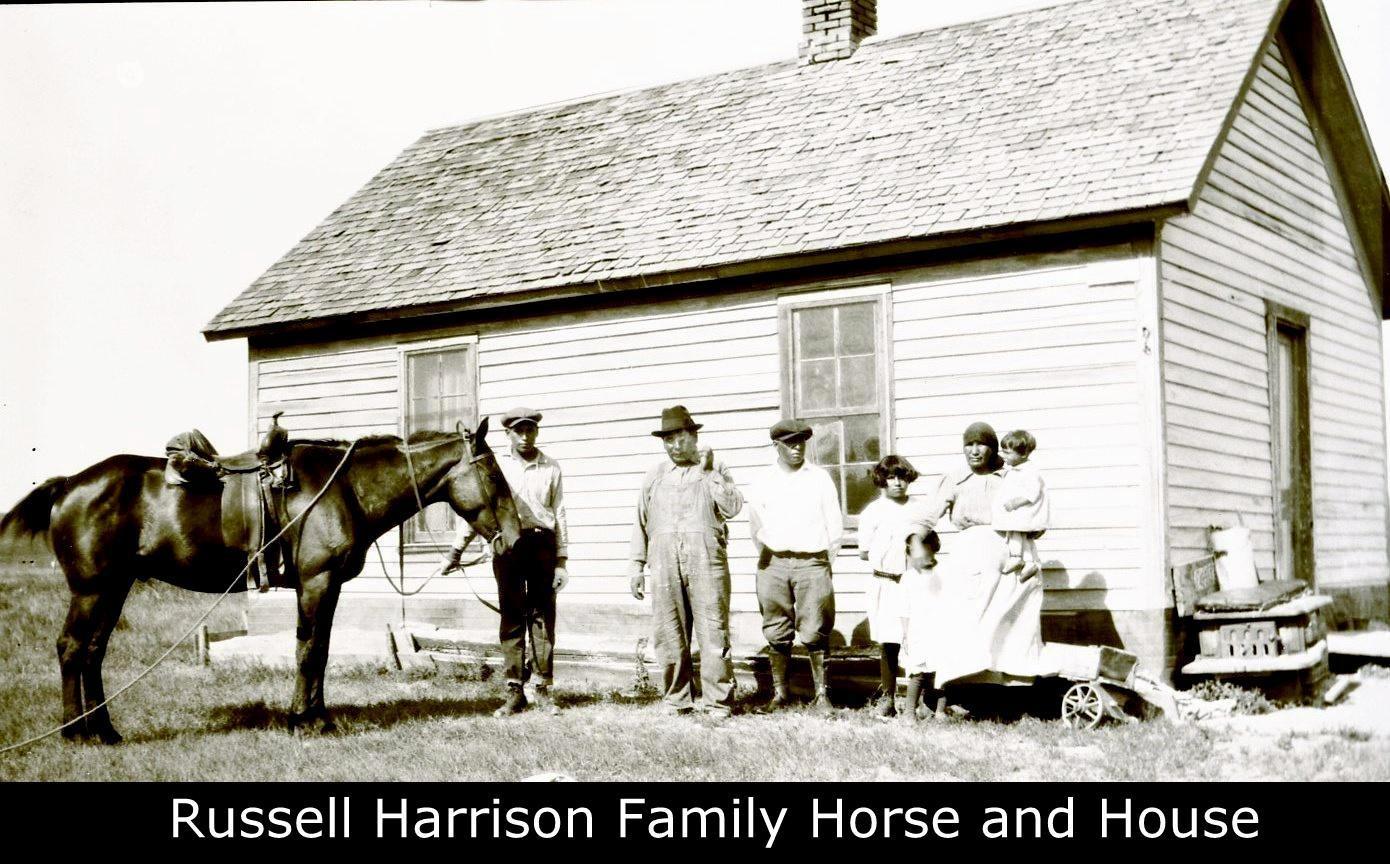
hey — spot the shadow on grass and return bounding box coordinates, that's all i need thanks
[945,680,1074,723]
[122,687,669,742]
[554,690,661,710]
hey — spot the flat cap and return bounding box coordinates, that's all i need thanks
[769,419,813,443]
[500,407,543,429]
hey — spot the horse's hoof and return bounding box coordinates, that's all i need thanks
[95,727,124,746]
[63,728,120,746]
[288,713,337,736]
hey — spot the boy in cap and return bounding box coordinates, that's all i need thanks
[443,407,569,717]
[628,405,744,719]
[745,419,843,712]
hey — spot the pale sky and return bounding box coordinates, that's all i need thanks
[1,0,1387,507]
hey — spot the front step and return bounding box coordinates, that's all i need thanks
[207,626,396,668]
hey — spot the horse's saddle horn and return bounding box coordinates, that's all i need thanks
[258,411,291,465]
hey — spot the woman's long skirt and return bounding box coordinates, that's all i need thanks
[904,525,1043,686]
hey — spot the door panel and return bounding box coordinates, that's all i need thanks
[1270,312,1312,585]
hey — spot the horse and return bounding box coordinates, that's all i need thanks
[0,418,520,743]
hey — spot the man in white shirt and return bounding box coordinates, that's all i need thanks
[443,407,569,717]
[746,419,843,713]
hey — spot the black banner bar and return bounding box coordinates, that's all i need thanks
[0,782,1378,848]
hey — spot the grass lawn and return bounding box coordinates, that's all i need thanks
[2,558,1388,781]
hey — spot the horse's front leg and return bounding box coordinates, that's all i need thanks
[288,570,342,735]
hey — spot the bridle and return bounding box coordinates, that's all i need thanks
[380,428,509,609]
[401,428,506,545]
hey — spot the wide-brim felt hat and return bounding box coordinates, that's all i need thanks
[770,418,813,443]
[500,407,543,429]
[652,405,703,437]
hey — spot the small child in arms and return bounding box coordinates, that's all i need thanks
[994,429,1049,583]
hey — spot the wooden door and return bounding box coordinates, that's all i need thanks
[1269,305,1312,585]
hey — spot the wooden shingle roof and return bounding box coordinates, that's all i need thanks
[206,0,1283,338]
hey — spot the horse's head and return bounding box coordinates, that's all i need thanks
[444,416,520,555]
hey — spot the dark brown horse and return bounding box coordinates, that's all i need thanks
[0,419,520,743]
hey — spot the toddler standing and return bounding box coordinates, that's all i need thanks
[858,455,939,719]
[993,429,1049,582]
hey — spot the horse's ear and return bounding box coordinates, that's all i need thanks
[475,416,490,441]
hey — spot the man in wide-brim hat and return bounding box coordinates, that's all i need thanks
[746,419,843,713]
[443,406,570,717]
[628,405,743,719]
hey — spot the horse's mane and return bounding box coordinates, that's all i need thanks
[290,430,460,449]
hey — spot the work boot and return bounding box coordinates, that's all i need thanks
[809,651,833,715]
[532,683,559,716]
[764,649,792,711]
[494,683,528,717]
[902,673,926,724]
[875,692,897,720]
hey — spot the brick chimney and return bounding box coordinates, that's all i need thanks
[799,0,877,65]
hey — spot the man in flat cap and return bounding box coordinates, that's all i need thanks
[443,407,569,717]
[746,419,843,713]
[628,405,743,719]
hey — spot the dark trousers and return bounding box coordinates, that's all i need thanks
[493,528,557,687]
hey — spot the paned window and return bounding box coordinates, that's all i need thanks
[780,292,889,523]
[403,342,476,543]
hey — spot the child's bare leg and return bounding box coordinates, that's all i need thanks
[1018,534,1041,582]
[1001,531,1024,573]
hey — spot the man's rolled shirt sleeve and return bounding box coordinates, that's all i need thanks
[707,462,743,520]
[551,465,570,560]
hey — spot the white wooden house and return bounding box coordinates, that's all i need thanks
[205,0,1389,677]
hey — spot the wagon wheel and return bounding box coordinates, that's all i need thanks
[1060,682,1106,730]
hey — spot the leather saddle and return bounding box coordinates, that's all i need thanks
[164,413,292,487]
[165,413,296,590]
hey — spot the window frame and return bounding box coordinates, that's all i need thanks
[398,333,479,548]
[777,283,894,535]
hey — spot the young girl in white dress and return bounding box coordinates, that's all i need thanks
[994,429,1049,582]
[858,455,938,719]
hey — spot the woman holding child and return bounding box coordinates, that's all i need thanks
[914,421,1046,700]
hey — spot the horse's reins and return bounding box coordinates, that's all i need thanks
[0,439,361,756]
[372,432,502,613]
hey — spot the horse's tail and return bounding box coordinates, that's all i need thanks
[0,476,68,542]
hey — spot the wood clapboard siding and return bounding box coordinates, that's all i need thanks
[477,297,800,609]
[891,251,1149,600]
[250,344,408,595]
[246,246,1154,612]
[1160,42,1389,589]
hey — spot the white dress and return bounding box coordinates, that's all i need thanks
[904,468,1044,683]
[858,496,930,645]
[991,461,1049,533]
